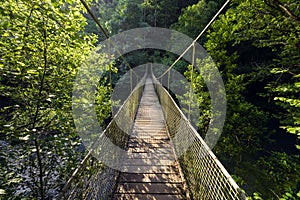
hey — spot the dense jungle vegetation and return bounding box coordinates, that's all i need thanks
[0,0,299,199]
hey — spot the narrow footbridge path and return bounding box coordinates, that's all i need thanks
[113,77,187,199]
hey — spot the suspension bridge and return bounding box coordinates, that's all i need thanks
[57,0,248,199]
[58,66,247,199]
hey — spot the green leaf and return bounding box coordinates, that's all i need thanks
[8,178,22,184]
[0,189,6,195]
[27,69,37,74]
[81,98,89,104]
[17,61,26,67]
[19,135,30,141]
[2,32,9,37]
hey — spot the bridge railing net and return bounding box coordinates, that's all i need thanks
[152,74,247,200]
[58,73,147,200]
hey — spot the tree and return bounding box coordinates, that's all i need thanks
[200,0,300,198]
[98,0,145,34]
[172,0,218,39]
[0,0,112,199]
[141,0,179,27]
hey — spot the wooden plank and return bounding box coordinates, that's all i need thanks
[128,138,170,144]
[126,147,174,154]
[124,152,175,160]
[115,183,185,194]
[122,158,175,166]
[128,142,172,148]
[129,136,170,140]
[113,193,186,200]
[120,165,178,173]
[119,173,182,183]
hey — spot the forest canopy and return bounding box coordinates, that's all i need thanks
[0,0,299,199]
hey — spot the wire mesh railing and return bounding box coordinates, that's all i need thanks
[59,67,247,199]
[57,73,147,200]
[152,73,247,200]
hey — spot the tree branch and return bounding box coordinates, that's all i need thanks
[32,14,48,200]
[268,0,300,24]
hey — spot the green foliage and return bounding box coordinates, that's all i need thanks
[184,64,211,137]
[141,0,178,27]
[252,192,264,200]
[1,0,297,199]
[280,185,300,200]
[98,0,145,34]
[177,0,300,198]
[172,0,219,40]
[0,0,112,199]
[98,0,183,34]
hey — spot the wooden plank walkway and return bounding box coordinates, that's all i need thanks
[113,77,187,200]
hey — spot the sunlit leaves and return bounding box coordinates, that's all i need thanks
[0,0,104,199]
[185,0,300,198]
[172,0,219,40]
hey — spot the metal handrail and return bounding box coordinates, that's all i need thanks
[151,72,247,200]
[58,71,147,199]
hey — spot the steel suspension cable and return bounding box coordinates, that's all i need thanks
[188,43,195,121]
[157,0,231,79]
[80,0,109,38]
[79,0,140,91]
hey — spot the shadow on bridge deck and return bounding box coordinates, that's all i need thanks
[113,77,187,200]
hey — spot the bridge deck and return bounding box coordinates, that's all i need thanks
[113,77,187,200]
